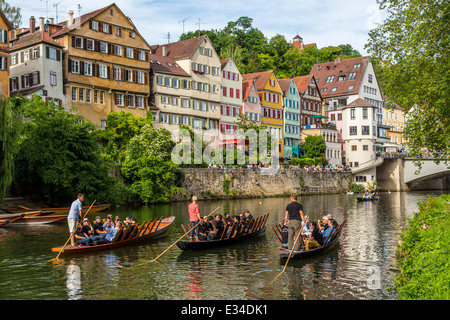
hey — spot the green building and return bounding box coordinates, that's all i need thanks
[279,78,301,159]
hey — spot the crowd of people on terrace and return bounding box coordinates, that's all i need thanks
[207,162,351,173]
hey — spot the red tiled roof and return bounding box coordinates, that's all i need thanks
[309,56,370,98]
[242,70,274,91]
[342,98,376,109]
[149,53,190,77]
[151,35,207,60]
[242,79,253,100]
[277,78,294,95]
[10,30,63,50]
[293,75,313,94]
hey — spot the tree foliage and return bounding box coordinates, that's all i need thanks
[301,135,326,159]
[366,0,450,167]
[0,0,21,28]
[0,95,21,200]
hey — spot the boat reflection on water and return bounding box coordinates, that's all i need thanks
[66,259,82,300]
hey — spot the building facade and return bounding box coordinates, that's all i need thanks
[241,79,261,125]
[293,75,323,127]
[382,96,406,152]
[278,78,301,159]
[243,71,284,158]
[219,57,242,136]
[0,9,12,96]
[9,17,65,105]
[151,35,221,138]
[50,4,151,128]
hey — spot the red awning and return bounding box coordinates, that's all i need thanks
[219,139,249,146]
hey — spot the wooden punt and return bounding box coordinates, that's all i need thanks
[51,216,175,255]
[277,216,348,259]
[6,214,67,225]
[1,204,111,214]
[356,196,379,202]
[176,212,270,251]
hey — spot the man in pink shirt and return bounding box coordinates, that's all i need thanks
[188,196,201,241]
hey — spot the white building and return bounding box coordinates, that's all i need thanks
[9,17,65,105]
[219,57,242,137]
[342,98,379,183]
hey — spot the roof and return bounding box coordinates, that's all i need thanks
[342,98,376,109]
[242,70,274,91]
[309,56,370,98]
[242,79,256,101]
[151,35,207,60]
[10,30,63,50]
[51,4,111,37]
[293,75,313,94]
[149,53,190,77]
[277,78,294,95]
[221,57,231,70]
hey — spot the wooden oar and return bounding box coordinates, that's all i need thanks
[271,222,304,283]
[134,207,220,268]
[48,200,96,263]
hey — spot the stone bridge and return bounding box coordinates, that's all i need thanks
[376,158,450,191]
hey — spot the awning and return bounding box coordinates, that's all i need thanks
[219,139,249,146]
[311,115,328,119]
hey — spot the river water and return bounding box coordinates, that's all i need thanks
[0,191,443,300]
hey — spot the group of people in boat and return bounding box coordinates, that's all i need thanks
[282,193,339,252]
[68,194,139,247]
[188,195,255,242]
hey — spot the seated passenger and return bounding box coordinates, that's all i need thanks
[74,219,93,246]
[91,216,108,242]
[212,214,225,240]
[364,190,370,198]
[281,219,289,248]
[304,221,323,250]
[327,213,338,227]
[103,215,114,229]
[244,210,253,221]
[321,219,336,244]
[197,218,208,240]
[302,215,311,233]
[105,221,122,242]
[224,212,233,226]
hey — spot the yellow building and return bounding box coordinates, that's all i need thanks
[49,4,151,128]
[382,96,406,151]
[0,10,13,97]
[242,71,284,158]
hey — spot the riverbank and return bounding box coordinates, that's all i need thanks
[172,168,353,202]
[394,193,450,299]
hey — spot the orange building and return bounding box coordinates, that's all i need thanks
[0,9,13,96]
[49,4,151,128]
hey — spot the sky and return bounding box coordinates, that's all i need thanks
[8,0,385,55]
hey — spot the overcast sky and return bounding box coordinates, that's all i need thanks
[9,0,384,55]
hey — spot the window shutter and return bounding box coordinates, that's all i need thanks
[144,72,148,85]
[107,66,111,79]
[71,35,76,47]
[56,49,60,61]
[145,51,148,62]
[36,46,40,58]
[89,20,92,29]
[37,71,40,85]
[68,59,72,72]
[80,61,84,75]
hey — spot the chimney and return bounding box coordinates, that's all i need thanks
[68,11,74,26]
[30,16,36,33]
[334,58,342,64]
[49,18,54,24]
[162,45,167,57]
[39,17,45,31]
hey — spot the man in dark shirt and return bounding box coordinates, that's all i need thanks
[213,214,225,240]
[284,193,305,251]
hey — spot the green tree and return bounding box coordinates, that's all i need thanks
[0,96,21,200]
[0,0,21,27]
[13,96,119,204]
[121,125,182,204]
[366,0,450,168]
[301,135,326,159]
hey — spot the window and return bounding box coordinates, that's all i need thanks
[137,71,144,84]
[116,93,123,106]
[71,60,80,74]
[363,145,369,151]
[74,36,83,48]
[84,62,92,76]
[127,95,134,107]
[94,90,98,104]
[348,72,356,80]
[102,23,109,33]
[86,89,91,103]
[11,54,17,65]
[79,88,84,102]
[114,67,121,80]
[331,87,337,92]
[100,42,108,53]
[129,31,135,39]
[0,28,7,43]
[349,126,357,135]
[350,108,356,120]
[71,87,77,101]
[337,75,346,82]
[114,45,122,56]
[91,21,98,31]
[351,145,357,151]
[368,74,373,83]
[86,39,94,51]
[50,72,57,86]
[115,27,121,37]
[348,85,354,90]
[138,50,145,61]
[181,99,189,108]
[126,70,132,82]
[126,47,133,59]
[32,47,39,59]
[99,65,108,78]
[363,108,368,119]
[353,63,361,68]
[362,125,370,135]
[100,91,105,104]
[326,75,335,83]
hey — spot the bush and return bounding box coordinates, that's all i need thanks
[394,194,450,300]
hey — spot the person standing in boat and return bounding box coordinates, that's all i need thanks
[68,194,84,247]
[188,196,201,241]
[284,193,305,252]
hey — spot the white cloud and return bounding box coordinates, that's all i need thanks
[8,0,381,54]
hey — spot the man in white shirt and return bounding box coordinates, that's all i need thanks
[68,194,84,246]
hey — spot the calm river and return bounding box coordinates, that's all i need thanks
[0,191,443,300]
